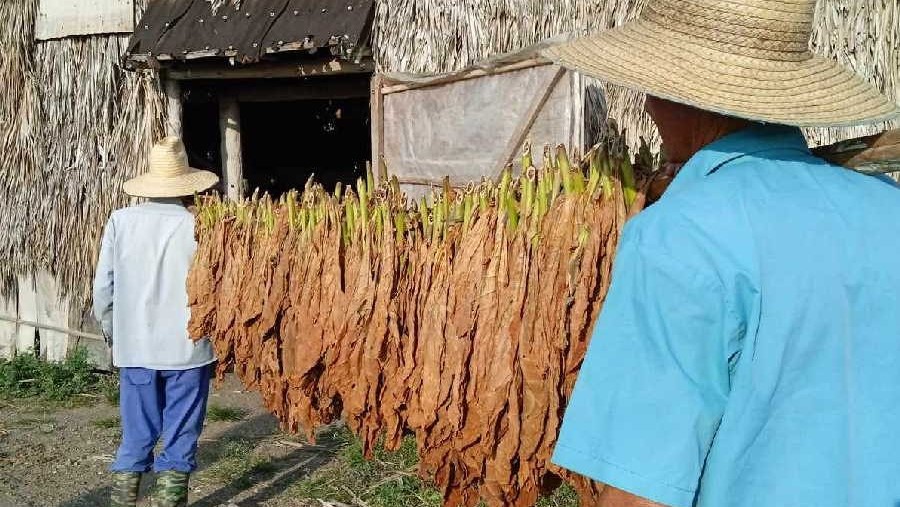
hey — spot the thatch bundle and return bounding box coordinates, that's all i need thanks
[35,37,167,304]
[188,132,657,505]
[806,0,900,145]
[0,0,41,296]
[373,0,900,151]
[0,0,167,310]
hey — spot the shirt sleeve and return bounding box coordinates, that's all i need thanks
[552,234,738,507]
[92,218,115,340]
[871,173,900,188]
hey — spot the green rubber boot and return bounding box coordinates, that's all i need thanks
[110,472,141,507]
[151,471,190,507]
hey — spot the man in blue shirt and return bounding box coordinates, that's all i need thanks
[542,0,900,506]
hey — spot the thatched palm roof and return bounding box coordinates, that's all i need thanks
[373,0,900,151]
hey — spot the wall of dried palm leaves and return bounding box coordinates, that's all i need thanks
[0,0,897,346]
[0,0,167,329]
[372,0,900,151]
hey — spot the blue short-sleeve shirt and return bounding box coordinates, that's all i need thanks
[552,125,900,507]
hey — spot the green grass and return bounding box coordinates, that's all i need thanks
[10,415,54,429]
[206,404,249,422]
[202,438,278,489]
[97,373,120,406]
[537,483,579,507]
[291,427,441,507]
[0,348,100,402]
[291,426,580,507]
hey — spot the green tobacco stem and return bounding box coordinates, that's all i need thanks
[620,156,637,208]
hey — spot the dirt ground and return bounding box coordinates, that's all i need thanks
[0,375,345,507]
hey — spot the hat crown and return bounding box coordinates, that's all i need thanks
[149,137,191,177]
[641,0,816,61]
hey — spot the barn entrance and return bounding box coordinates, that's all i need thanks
[180,74,372,198]
[241,96,370,196]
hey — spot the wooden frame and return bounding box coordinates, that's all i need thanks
[491,67,566,178]
[181,77,371,104]
[371,61,582,190]
[371,74,385,182]
[166,60,374,203]
[379,59,551,96]
[164,59,374,80]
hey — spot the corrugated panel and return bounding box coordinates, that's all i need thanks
[128,0,192,56]
[36,0,134,40]
[128,0,373,64]
[155,0,288,62]
[265,0,373,57]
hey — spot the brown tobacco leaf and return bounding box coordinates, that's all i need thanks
[186,156,651,507]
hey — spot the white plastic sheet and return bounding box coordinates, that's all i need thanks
[381,64,584,197]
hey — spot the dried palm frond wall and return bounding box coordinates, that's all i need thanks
[373,0,900,151]
[0,0,167,315]
[0,0,41,297]
[807,0,899,145]
[0,0,897,329]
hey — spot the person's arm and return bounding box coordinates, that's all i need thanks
[871,172,900,188]
[92,219,115,343]
[553,223,742,507]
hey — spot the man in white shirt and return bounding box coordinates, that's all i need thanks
[93,137,219,507]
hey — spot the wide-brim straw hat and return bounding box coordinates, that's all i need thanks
[540,0,900,127]
[123,137,220,198]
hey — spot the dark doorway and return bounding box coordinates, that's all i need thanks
[179,75,371,198]
[181,86,222,180]
[241,97,370,197]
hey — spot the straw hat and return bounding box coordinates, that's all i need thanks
[123,137,220,198]
[541,0,900,127]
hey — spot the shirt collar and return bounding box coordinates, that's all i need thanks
[142,198,187,209]
[666,125,811,193]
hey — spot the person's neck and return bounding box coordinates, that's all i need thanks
[645,97,752,164]
[148,197,186,206]
[666,117,751,164]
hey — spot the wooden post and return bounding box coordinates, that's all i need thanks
[370,74,385,182]
[164,78,183,137]
[492,67,566,177]
[219,96,244,200]
[570,71,585,152]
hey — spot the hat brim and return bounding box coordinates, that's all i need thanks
[541,21,900,128]
[123,168,220,198]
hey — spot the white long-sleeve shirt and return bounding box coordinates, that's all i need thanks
[92,199,215,370]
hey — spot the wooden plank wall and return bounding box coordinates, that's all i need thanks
[0,272,107,367]
[35,0,134,40]
[0,294,16,359]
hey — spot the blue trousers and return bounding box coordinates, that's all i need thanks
[111,365,211,473]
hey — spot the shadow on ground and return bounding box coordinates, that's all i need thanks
[57,413,339,507]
